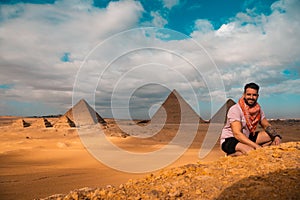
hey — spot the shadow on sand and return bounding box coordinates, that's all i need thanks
[217,168,300,200]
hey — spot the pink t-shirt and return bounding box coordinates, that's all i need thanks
[220,103,266,145]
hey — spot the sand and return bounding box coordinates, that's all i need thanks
[44,142,300,200]
[0,116,299,200]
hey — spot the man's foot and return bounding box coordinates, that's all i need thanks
[227,151,243,157]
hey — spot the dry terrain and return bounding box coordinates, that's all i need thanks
[0,116,299,199]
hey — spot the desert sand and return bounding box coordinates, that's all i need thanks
[43,142,300,200]
[0,116,299,200]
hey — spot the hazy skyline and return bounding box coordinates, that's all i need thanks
[0,0,299,120]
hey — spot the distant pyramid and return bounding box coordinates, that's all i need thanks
[63,99,106,127]
[53,115,76,128]
[43,118,53,127]
[30,118,52,128]
[151,90,204,124]
[12,118,30,128]
[210,99,236,123]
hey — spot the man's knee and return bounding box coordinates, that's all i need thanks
[257,131,272,144]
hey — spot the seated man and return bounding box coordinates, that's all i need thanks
[220,82,282,156]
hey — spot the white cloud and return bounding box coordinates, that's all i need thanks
[162,0,180,10]
[150,11,168,27]
[263,79,300,96]
[0,0,144,114]
[0,0,299,119]
[193,19,214,34]
[191,0,300,88]
[188,0,300,119]
[215,23,236,37]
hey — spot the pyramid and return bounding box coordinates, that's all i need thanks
[209,99,236,123]
[43,118,53,127]
[151,90,204,124]
[12,118,30,128]
[53,116,76,128]
[63,99,106,127]
[30,118,52,128]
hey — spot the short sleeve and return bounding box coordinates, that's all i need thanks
[227,104,242,124]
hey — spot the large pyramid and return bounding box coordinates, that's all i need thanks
[209,99,236,123]
[151,90,204,124]
[55,99,106,127]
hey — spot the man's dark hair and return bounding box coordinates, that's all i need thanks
[244,82,259,93]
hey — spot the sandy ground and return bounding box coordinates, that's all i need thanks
[0,116,299,200]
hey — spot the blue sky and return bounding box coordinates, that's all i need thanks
[0,0,299,119]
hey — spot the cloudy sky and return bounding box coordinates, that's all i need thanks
[0,0,299,120]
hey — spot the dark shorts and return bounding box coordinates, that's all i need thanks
[222,131,259,154]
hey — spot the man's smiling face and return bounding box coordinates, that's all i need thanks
[243,88,259,107]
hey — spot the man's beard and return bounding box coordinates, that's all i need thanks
[244,97,257,107]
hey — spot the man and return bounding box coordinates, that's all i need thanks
[220,82,282,156]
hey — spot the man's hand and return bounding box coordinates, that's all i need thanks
[254,143,262,149]
[272,136,281,145]
[265,125,282,142]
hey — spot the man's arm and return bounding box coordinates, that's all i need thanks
[260,118,282,145]
[260,118,271,129]
[231,121,261,149]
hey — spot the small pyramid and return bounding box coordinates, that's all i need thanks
[12,118,30,128]
[53,116,76,128]
[63,99,106,127]
[44,118,53,127]
[30,118,53,128]
[151,90,204,124]
[210,99,236,123]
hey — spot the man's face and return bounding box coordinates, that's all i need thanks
[243,88,259,107]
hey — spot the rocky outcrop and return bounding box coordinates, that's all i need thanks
[41,142,300,200]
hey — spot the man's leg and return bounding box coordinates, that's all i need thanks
[235,142,255,154]
[227,151,243,157]
[223,137,255,156]
[256,131,272,146]
[222,137,244,156]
